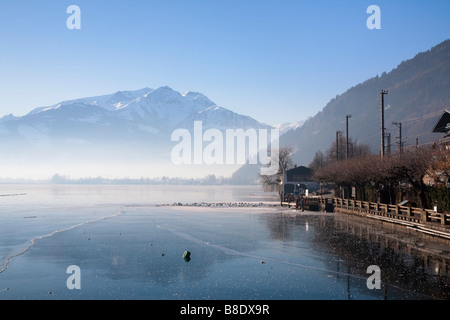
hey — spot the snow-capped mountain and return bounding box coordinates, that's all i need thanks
[0,86,272,178]
[273,120,306,134]
[22,86,265,135]
[28,87,153,114]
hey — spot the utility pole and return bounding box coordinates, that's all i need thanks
[336,131,342,162]
[380,90,388,159]
[346,114,352,161]
[386,132,391,155]
[392,121,402,155]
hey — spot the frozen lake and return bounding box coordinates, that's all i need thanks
[0,184,449,300]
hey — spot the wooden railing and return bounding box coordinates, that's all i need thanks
[321,198,449,226]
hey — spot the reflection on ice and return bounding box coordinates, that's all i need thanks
[263,211,450,299]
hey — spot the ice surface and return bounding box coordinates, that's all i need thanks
[0,185,448,300]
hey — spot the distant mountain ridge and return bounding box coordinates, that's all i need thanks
[0,86,270,141]
[228,39,450,184]
[273,120,306,134]
[0,86,271,178]
[282,39,450,166]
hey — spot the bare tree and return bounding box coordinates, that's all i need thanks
[278,145,294,173]
[391,149,433,208]
[260,145,294,193]
[314,145,439,207]
[309,150,326,172]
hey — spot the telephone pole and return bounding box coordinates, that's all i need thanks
[386,132,391,155]
[336,130,342,162]
[380,90,388,159]
[346,114,352,161]
[392,121,402,155]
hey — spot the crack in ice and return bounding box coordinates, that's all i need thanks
[0,209,123,274]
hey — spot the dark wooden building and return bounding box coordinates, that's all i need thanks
[283,166,318,196]
[286,166,312,182]
[433,110,450,149]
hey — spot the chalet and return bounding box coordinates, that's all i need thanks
[432,110,450,149]
[426,109,450,188]
[282,166,319,196]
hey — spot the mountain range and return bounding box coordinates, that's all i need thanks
[1,39,448,181]
[0,86,272,179]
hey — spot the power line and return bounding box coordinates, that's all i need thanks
[389,54,450,91]
[401,110,444,124]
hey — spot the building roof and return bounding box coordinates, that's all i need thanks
[286,166,312,182]
[432,110,450,133]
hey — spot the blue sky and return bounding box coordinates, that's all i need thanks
[0,0,449,125]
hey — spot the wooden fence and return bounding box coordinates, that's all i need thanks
[281,196,449,226]
[321,197,450,226]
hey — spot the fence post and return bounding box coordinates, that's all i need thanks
[441,213,447,225]
[420,209,426,223]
